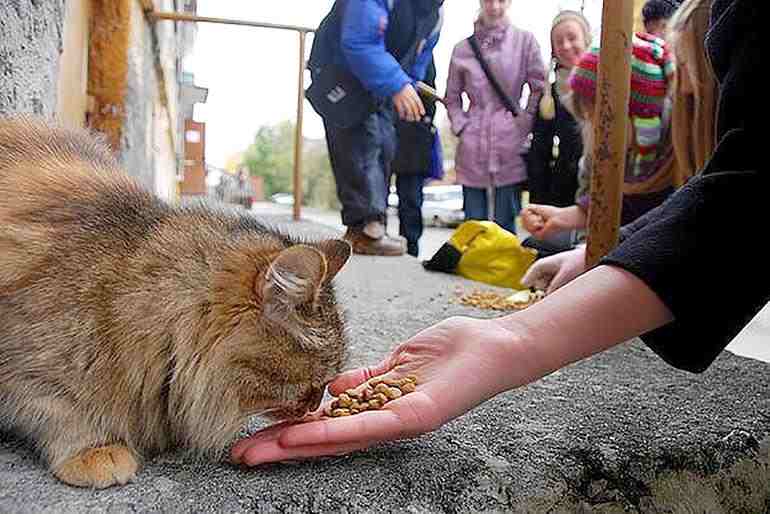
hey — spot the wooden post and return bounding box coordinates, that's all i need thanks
[292,31,307,221]
[585,0,635,268]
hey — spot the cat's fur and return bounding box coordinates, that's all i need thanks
[0,118,351,488]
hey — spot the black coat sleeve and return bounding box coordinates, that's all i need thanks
[600,130,769,372]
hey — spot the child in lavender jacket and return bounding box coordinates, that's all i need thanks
[445,0,544,234]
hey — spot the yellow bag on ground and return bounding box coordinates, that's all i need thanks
[449,220,537,289]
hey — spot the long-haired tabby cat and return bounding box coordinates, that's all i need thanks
[0,118,351,488]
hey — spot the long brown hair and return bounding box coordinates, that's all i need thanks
[668,0,717,185]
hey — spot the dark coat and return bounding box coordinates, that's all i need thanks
[602,0,763,373]
[526,81,583,207]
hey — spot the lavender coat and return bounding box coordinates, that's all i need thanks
[446,21,545,188]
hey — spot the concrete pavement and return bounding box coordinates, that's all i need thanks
[1,208,768,513]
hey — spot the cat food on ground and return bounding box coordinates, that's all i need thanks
[455,287,546,311]
[325,376,418,417]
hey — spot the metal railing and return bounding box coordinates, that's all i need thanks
[149,11,313,221]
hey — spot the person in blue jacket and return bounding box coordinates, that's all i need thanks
[308,0,443,256]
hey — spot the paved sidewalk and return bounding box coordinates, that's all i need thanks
[257,201,770,365]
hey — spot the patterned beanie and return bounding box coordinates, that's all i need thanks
[568,32,674,176]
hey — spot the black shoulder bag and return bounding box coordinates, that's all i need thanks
[306,2,439,130]
[467,34,518,117]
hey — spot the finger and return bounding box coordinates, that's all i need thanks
[230,421,295,464]
[394,100,406,120]
[280,391,433,447]
[525,204,545,216]
[547,266,571,294]
[241,438,372,466]
[520,267,540,288]
[408,93,423,121]
[414,95,426,117]
[530,226,548,240]
[522,265,554,291]
[407,99,420,122]
[328,358,394,396]
[538,222,559,240]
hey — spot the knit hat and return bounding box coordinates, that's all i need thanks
[551,10,592,47]
[569,32,673,118]
[568,32,675,176]
[539,10,592,120]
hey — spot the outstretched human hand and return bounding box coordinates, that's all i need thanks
[521,204,586,240]
[231,317,518,466]
[521,246,587,294]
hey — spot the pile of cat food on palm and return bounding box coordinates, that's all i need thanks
[324,376,417,417]
[453,286,546,311]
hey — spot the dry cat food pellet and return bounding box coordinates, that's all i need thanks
[325,376,418,417]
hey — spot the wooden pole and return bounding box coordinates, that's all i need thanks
[292,31,307,221]
[585,0,635,268]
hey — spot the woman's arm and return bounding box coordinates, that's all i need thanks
[444,45,470,136]
[231,265,672,466]
[522,33,546,119]
[493,265,674,388]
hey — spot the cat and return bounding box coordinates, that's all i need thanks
[0,117,351,488]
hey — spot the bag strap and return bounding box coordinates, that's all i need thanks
[396,7,441,75]
[467,35,518,117]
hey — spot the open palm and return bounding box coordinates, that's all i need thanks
[231,317,517,466]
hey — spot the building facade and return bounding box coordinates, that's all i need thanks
[0,0,200,203]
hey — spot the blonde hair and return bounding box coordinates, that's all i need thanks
[540,11,593,120]
[667,0,717,184]
[550,10,592,52]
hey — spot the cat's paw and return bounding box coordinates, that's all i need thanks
[53,444,139,488]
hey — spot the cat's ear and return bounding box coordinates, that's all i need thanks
[262,245,328,310]
[314,239,352,282]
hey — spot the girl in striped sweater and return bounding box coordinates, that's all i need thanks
[522,32,677,242]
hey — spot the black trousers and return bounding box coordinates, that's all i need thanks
[395,174,423,257]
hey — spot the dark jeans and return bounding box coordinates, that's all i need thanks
[462,184,523,234]
[323,108,395,228]
[395,174,423,257]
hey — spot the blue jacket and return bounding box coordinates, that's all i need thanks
[313,0,443,99]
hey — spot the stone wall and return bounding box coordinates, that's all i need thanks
[0,0,65,117]
[0,0,186,202]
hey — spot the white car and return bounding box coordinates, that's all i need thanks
[422,184,465,227]
[387,184,465,227]
[271,193,294,206]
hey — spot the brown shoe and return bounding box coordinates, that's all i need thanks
[344,228,406,256]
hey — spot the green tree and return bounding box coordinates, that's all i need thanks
[242,120,338,209]
[242,121,294,197]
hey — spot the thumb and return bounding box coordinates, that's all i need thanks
[328,358,393,395]
[521,259,555,289]
[546,261,574,295]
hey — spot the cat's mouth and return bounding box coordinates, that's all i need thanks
[255,386,325,421]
